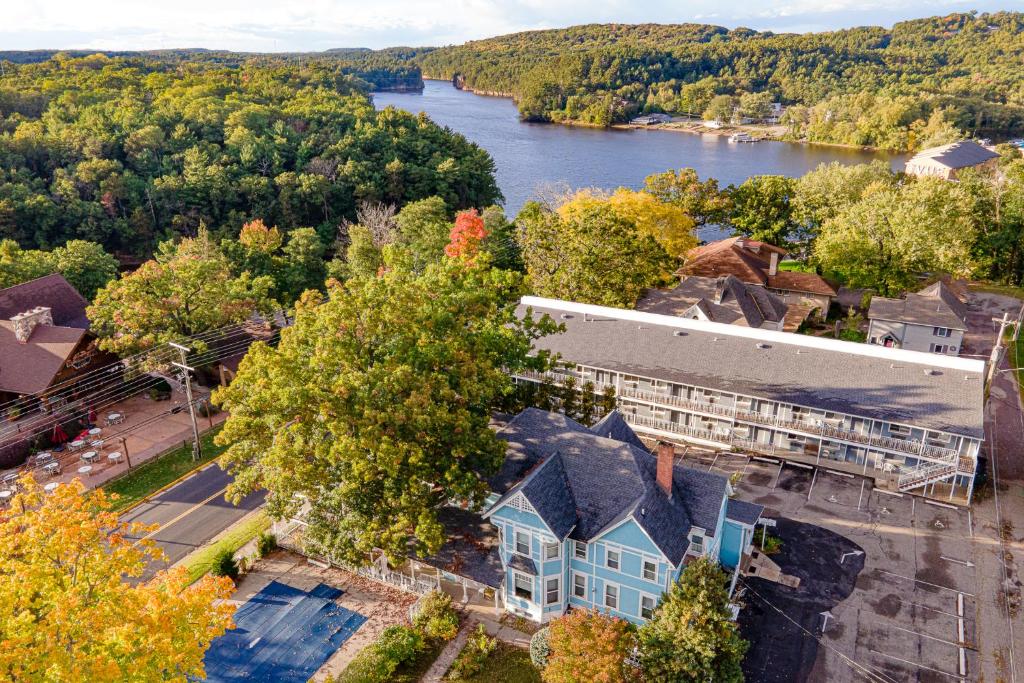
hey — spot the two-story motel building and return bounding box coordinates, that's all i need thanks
[515,297,987,504]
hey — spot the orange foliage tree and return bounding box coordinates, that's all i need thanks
[444,209,488,260]
[543,608,638,683]
[0,477,235,682]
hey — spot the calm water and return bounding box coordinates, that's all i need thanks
[374,80,904,238]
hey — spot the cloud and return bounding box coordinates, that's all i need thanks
[0,0,1012,51]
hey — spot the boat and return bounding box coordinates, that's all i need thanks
[728,132,757,143]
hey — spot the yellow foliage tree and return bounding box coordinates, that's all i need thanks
[557,188,697,258]
[0,477,235,682]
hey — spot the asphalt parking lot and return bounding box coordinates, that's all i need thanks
[684,450,983,682]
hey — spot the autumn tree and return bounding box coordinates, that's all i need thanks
[643,168,732,227]
[88,229,276,356]
[212,256,559,564]
[543,608,638,683]
[222,219,327,304]
[0,477,234,682]
[518,201,673,308]
[558,188,698,257]
[638,557,747,683]
[445,209,488,260]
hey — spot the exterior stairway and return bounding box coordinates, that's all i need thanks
[897,455,961,492]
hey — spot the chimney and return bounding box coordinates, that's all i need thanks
[714,277,727,304]
[11,306,53,344]
[768,252,780,277]
[656,441,675,497]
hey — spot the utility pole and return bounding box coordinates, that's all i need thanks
[986,312,1013,391]
[169,342,202,461]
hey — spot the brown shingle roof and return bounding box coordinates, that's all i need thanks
[0,322,85,394]
[767,272,838,297]
[680,238,836,298]
[0,274,90,329]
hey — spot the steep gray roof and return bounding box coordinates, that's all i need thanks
[490,408,731,566]
[868,281,968,330]
[519,301,984,439]
[508,553,538,576]
[591,410,648,451]
[907,140,999,170]
[726,498,764,526]
[0,274,90,329]
[639,275,787,329]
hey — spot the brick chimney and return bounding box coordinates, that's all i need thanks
[768,252,780,277]
[656,441,675,497]
[11,306,53,344]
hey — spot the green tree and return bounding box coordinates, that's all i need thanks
[212,256,559,565]
[481,205,523,271]
[50,240,120,300]
[793,161,897,231]
[738,91,774,120]
[88,230,276,356]
[517,202,673,308]
[638,557,747,683]
[703,95,734,123]
[729,175,800,248]
[644,169,733,227]
[395,196,452,272]
[0,240,54,289]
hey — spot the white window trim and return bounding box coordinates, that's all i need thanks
[512,571,534,602]
[642,559,658,582]
[640,593,658,620]
[574,540,587,560]
[604,582,619,611]
[606,548,621,571]
[571,571,588,600]
[543,539,561,561]
[514,529,531,557]
[545,576,560,605]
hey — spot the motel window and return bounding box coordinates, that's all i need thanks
[574,540,587,559]
[933,327,952,338]
[605,585,618,610]
[546,577,560,605]
[543,541,560,561]
[641,595,656,620]
[515,530,530,556]
[514,573,533,601]
[642,560,657,582]
[573,573,587,599]
[689,534,704,554]
[606,549,620,571]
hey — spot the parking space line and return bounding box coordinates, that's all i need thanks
[709,452,719,472]
[873,568,974,597]
[771,462,784,489]
[857,480,866,510]
[867,650,963,680]
[884,622,966,649]
[807,468,817,501]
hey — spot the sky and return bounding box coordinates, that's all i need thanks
[1,1,1018,53]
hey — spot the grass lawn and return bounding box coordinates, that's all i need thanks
[447,643,541,683]
[103,426,225,512]
[391,639,447,683]
[1011,326,1024,402]
[181,510,271,583]
[969,281,1024,300]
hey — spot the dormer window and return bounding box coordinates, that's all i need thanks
[689,531,705,554]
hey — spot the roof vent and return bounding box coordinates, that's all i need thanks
[713,337,721,342]
[924,368,940,376]
[756,343,770,350]
[796,349,804,354]
[673,330,686,337]
[560,313,573,320]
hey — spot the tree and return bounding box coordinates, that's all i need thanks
[728,175,801,248]
[222,220,327,304]
[481,205,523,271]
[334,224,384,280]
[88,229,276,356]
[518,201,673,308]
[558,189,698,258]
[445,209,488,260]
[813,178,979,295]
[395,196,452,272]
[793,161,896,232]
[638,557,747,683]
[212,257,559,565]
[643,169,732,227]
[544,608,637,683]
[0,477,234,682]
[703,95,734,123]
[0,239,118,299]
[738,91,774,120]
[960,159,1024,284]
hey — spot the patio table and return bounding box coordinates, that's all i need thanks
[35,452,53,464]
[0,490,11,501]
[44,482,59,493]
[88,428,102,436]
[77,465,93,476]
[1,472,18,484]
[43,462,61,476]
[81,451,98,464]
[107,452,123,464]
[69,440,85,451]
[106,413,124,425]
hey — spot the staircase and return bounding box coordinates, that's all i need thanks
[897,456,959,492]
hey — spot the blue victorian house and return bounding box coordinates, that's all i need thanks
[479,408,763,625]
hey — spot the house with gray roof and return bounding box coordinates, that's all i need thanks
[638,275,788,330]
[479,408,762,624]
[514,296,986,504]
[867,281,969,355]
[905,140,999,180]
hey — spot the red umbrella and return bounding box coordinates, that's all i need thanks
[52,423,68,444]
[88,407,97,424]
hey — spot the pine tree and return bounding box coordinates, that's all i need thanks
[600,384,618,416]
[580,380,598,425]
[560,376,580,420]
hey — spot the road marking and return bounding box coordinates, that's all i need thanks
[873,568,974,597]
[940,556,975,568]
[771,462,784,489]
[709,452,720,472]
[840,550,864,564]
[967,508,973,538]
[857,480,866,510]
[884,622,966,649]
[807,468,818,500]
[868,649,963,680]
[820,610,833,632]
[135,486,228,543]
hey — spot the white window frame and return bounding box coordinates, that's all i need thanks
[515,530,531,556]
[604,583,619,610]
[513,572,533,602]
[545,577,560,605]
[574,540,587,560]
[640,594,657,620]
[572,572,587,599]
[929,343,949,354]
[933,327,952,338]
[606,548,621,571]
[689,530,705,554]
[642,559,657,582]
[543,540,560,561]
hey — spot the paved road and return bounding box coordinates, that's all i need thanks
[120,463,266,579]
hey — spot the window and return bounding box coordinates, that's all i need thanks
[543,541,560,561]
[888,424,910,438]
[605,584,618,610]
[574,540,587,559]
[933,327,952,338]
[606,549,620,570]
[641,595,656,620]
[546,577,560,605]
[573,573,587,599]
[929,343,949,354]
[689,533,704,554]
[642,560,657,582]
[513,573,533,601]
[515,530,530,556]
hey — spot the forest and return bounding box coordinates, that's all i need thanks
[407,12,1024,150]
[0,52,494,258]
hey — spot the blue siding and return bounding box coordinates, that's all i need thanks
[491,505,547,532]
[720,520,745,569]
[599,520,660,556]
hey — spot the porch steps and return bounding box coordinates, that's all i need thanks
[898,461,957,492]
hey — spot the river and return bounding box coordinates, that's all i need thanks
[373,80,904,239]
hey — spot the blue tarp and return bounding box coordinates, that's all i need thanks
[203,580,367,683]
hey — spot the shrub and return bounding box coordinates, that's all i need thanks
[530,626,551,669]
[338,625,423,683]
[256,532,277,558]
[413,590,460,641]
[210,548,239,579]
[544,609,636,683]
[449,623,496,679]
[198,400,221,418]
